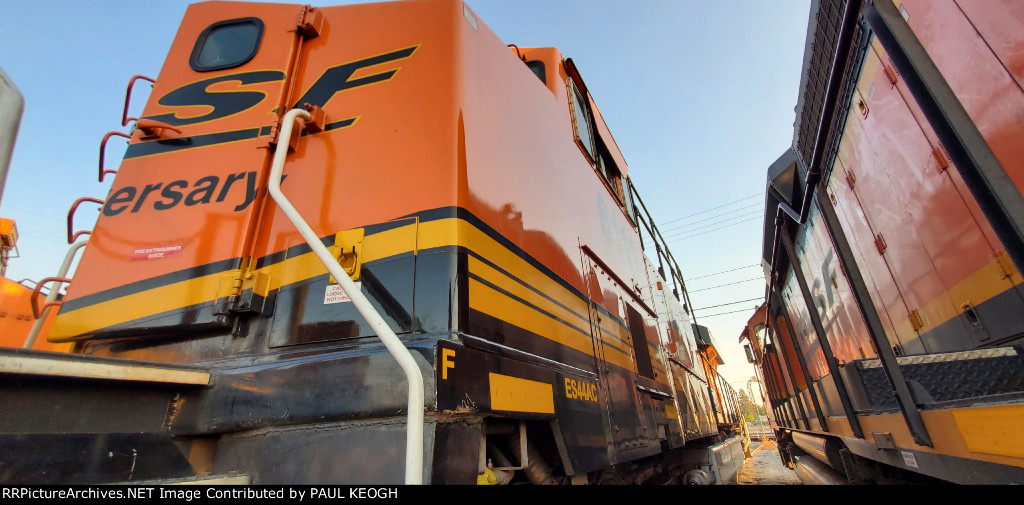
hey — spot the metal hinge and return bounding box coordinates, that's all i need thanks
[299,6,324,39]
[214,269,274,315]
[846,170,857,189]
[874,233,887,255]
[265,121,299,151]
[994,251,1020,281]
[883,65,899,86]
[236,270,273,315]
[908,310,924,332]
[933,148,949,172]
[214,269,245,315]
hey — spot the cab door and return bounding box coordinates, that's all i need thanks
[582,252,661,461]
[52,2,313,340]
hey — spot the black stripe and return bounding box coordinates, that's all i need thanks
[124,128,261,159]
[125,119,356,160]
[66,216,425,314]
[467,309,642,379]
[468,272,593,341]
[253,235,337,270]
[401,206,626,326]
[57,299,224,342]
[319,118,357,132]
[595,322,631,356]
[457,334,597,380]
[58,257,242,313]
[467,250,591,328]
[60,207,627,334]
[465,248,631,348]
[67,251,418,338]
[420,244,634,352]
[467,309,596,373]
[466,270,632,359]
[252,216,415,269]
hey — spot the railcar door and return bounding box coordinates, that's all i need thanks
[245,1,450,347]
[581,252,660,461]
[51,2,322,341]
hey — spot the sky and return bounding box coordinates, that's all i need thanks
[0,0,811,397]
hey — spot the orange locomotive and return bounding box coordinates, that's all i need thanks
[1,0,743,484]
[747,0,1024,484]
[0,67,67,352]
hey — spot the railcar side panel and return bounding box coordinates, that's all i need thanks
[829,36,1024,353]
[755,0,1024,484]
[900,0,1024,195]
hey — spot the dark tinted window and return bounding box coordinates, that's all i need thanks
[570,82,595,160]
[626,304,655,379]
[526,60,546,84]
[191,18,263,72]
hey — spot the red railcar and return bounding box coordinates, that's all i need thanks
[749,0,1024,484]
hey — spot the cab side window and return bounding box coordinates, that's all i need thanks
[568,68,636,226]
[570,81,596,161]
[191,18,264,72]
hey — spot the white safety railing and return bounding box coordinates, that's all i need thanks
[268,108,425,485]
[24,240,88,349]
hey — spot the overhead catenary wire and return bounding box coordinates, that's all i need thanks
[659,192,762,226]
[662,209,764,239]
[692,297,763,311]
[687,264,759,281]
[660,202,763,234]
[666,215,763,242]
[687,276,763,292]
[698,307,761,318]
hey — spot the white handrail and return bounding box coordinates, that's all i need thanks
[24,239,88,349]
[268,108,425,485]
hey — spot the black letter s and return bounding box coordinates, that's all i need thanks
[144,70,285,127]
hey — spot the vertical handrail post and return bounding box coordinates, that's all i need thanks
[267,108,425,484]
[24,240,88,349]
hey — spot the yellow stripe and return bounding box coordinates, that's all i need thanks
[422,219,584,318]
[53,215,656,388]
[489,372,555,414]
[953,404,1024,459]
[469,277,597,358]
[827,403,1024,468]
[257,220,417,293]
[468,253,638,369]
[589,313,636,371]
[912,255,1021,336]
[469,255,591,335]
[54,213,627,360]
[51,214,669,391]
[448,219,639,371]
[52,220,420,338]
[652,354,666,374]
[596,315,631,349]
[52,272,224,338]
[665,403,678,420]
